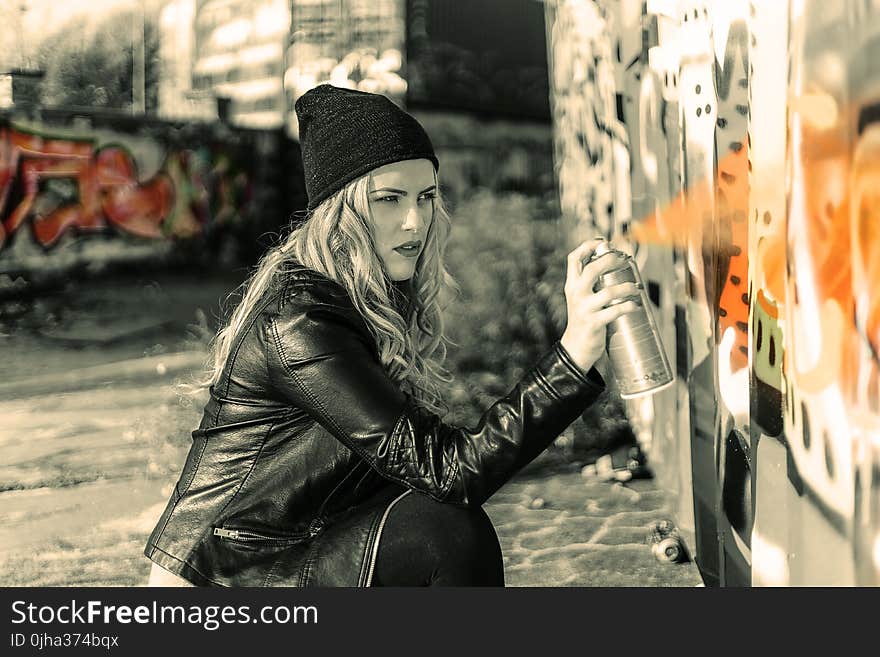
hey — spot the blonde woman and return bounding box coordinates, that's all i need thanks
[144,84,640,587]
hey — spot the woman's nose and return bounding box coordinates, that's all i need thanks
[401,202,423,232]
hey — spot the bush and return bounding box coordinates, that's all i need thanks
[443,190,636,466]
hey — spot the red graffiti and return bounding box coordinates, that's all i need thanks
[99,147,174,240]
[0,124,175,248]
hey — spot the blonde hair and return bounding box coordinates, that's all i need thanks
[194,169,458,416]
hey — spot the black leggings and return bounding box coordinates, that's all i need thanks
[370,492,505,586]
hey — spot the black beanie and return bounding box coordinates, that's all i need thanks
[295,84,439,212]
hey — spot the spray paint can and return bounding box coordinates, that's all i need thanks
[590,241,674,398]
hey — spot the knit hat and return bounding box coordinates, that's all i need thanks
[295,84,439,212]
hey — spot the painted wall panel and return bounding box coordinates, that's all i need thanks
[0,110,299,277]
[545,0,880,585]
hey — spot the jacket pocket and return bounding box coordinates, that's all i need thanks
[213,518,324,546]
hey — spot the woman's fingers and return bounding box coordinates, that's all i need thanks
[580,250,628,291]
[585,282,641,311]
[566,239,606,282]
[593,299,642,326]
[561,240,643,370]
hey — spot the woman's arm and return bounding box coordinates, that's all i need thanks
[265,279,604,508]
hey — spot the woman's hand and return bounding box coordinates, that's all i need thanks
[559,239,642,373]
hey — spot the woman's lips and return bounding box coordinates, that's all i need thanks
[393,240,422,258]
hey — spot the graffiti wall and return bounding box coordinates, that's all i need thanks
[0,110,297,277]
[545,0,880,585]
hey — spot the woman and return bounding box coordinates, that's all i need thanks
[145,84,641,587]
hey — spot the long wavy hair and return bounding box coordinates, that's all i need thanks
[194,168,458,416]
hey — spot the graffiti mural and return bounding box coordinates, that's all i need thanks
[748,0,791,587]
[0,116,255,254]
[545,0,880,585]
[543,0,619,237]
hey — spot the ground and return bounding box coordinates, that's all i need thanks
[0,272,701,587]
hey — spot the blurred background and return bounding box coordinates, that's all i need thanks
[1,0,665,587]
[4,0,877,588]
[0,0,629,457]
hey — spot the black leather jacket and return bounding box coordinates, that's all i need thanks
[144,266,605,586]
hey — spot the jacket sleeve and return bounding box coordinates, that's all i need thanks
[265,284,606,507]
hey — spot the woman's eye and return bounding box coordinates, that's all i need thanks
[379,196,399,203]
[418,193,437,204]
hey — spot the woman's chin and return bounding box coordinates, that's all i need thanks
[384,260,416,282]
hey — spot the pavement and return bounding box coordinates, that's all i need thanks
[0,272,702,587]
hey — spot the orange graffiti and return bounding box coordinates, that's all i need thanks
[716,142,750,371]
[799,127,852,312]
[628,112,880,379]
[758,229,786,303]
[630,141,751,368]
[98,147,174,240]
[784,91,880,405]
[852,125,880,357]
[0,125,175,248]
[0,126,94,244]
[756,288,778,319]
[629,140,748,249]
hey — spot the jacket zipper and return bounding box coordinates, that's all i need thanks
[214,518,324,544]
[364,489,411,587]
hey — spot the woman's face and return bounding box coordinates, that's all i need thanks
[367,158,436,282]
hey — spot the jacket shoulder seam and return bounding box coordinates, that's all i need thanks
[280,271,349,306]
[218,290,284,407]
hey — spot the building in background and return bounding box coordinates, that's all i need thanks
[158,0,216,120]
[190,0,290,128]
[151,0,553,196]
[0,1,42,110]
[0,1,29,72]
[280,0,553,196]
[284,0,406,137]
[0,69,43,110]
